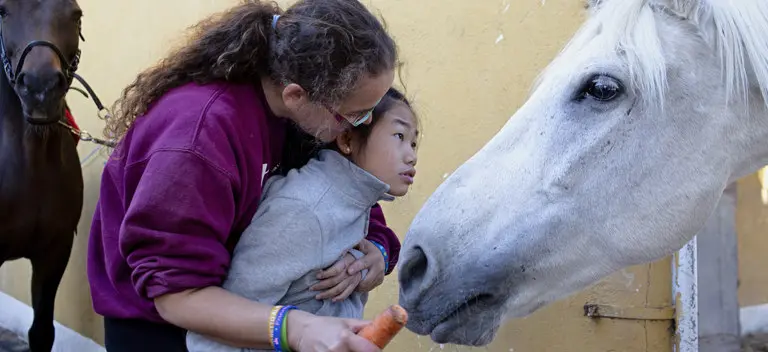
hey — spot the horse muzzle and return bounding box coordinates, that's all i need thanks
[16,67,67,125]
[20,99,65,125]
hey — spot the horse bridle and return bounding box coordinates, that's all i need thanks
[0,19,114,147]
[0,20,83,88]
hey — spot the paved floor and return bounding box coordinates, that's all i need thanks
[745,333,768,352]
[0,318,766,352]
[0,327,27,352]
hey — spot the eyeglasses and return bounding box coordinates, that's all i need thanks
[278,80,382,127]
[324,96,382,127]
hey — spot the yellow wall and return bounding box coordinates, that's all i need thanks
[737,174,768,307]
[0,1,676,350]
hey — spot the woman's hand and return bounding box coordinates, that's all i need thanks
[287,309,381,352]
[348,240,386,293]
[312,253,363,302]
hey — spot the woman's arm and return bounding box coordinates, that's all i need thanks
[120,149,235,303]
[157,288,379,351]
[365,203,401,275]
[180,197,325,348]
[120,149,276,347]
[156,287,277,348]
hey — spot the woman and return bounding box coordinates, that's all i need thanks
[87,1,401,351]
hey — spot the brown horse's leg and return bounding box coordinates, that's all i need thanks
[27,236,73,352]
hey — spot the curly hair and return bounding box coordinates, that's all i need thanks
[105,0,398,142]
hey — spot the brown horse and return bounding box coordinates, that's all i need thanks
[0,1,86,351]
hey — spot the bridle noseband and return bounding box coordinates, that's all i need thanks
[0,40,81,87]
[0,20,82,87]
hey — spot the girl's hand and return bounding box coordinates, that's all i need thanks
[312,253,363,301]
[348,240,386,293]
[287,309,381,352]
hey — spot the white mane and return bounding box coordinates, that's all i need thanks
[534,0,768,112]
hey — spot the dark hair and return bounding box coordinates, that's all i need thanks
[106,0,398,142]
[278,86,417,174]
[347,87,416,149]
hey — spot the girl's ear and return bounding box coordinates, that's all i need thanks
[336,131,354,155]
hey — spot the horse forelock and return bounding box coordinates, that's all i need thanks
[533,0,768,114]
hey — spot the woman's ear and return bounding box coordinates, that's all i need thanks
[281,83,308,112]
[336,131,354,155]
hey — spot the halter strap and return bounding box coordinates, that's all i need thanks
[0,19,81,85]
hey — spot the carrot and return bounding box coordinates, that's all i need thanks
[357,305,409,349]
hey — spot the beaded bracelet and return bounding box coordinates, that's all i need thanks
[272,305,297,352]
[370,240,389,273]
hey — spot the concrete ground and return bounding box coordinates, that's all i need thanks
[1,288,767,352]
[2,325,766,352]
[0,327,27,352]
[0,292,104,352]
[4,327,764,352]
[744,333,768,352]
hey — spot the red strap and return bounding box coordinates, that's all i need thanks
[64,108,80,146]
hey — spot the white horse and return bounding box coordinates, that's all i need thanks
[397,0,768,346]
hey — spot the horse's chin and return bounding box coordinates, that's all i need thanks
[421,308,503,346]
[22,105,62,126]
[403,294,509,347]
[407,283,567,346]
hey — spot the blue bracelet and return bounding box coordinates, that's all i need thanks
[272,305,297,352]
[370,240,389,273]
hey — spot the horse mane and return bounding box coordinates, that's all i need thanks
[533,0,768,113]
[674,0,768,110]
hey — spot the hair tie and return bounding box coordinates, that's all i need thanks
[272,14,280,29]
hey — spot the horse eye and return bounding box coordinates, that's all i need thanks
[579,75,623,102]
[0,7,7,18]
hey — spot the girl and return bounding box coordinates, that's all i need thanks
[186,88,419,352]
[87,1,402,351]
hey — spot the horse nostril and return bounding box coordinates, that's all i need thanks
[17,70,65,98]
[400,245,429,294]
[54,71,66,91]
[43,71,65,94]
